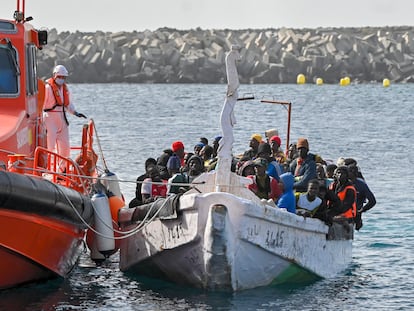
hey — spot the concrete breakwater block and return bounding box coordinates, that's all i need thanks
[37,27,414,84]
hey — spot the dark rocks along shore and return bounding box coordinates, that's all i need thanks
[38,26,414,84]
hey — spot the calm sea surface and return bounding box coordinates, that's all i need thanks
[1,83,413,310]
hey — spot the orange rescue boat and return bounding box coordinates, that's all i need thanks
[0,1,123,289]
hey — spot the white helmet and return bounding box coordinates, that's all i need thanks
[53,65,69,77]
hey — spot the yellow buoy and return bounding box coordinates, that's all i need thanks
[344,76,351,85]
[383,78,390,87]
[340,77,351,86]
[316,78,323,85]
[297,74,306,84]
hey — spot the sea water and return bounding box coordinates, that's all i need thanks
[1,83,413,310]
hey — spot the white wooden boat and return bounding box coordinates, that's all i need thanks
[118,46,354,291]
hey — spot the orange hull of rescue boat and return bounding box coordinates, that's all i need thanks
[0,209,86,289]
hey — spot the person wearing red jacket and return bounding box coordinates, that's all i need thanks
[247,158,281,201]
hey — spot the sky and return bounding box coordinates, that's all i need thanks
[2,0,413,33]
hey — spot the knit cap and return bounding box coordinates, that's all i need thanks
[270,135,282,146]
[167,155,181,170]
[171,141,184,152]
[297,138,309,149]
[251,133,262,143]
[253,158,268,167]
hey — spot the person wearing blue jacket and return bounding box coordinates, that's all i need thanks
[276,172,296,213]
[289,138,317,192]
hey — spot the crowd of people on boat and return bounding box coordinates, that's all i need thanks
[39,64,375,230]
[128,130,376,230]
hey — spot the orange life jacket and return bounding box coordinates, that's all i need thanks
[336,184,357,219]
[46,78,70,107]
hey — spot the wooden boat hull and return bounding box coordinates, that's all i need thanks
[119,187,353,291]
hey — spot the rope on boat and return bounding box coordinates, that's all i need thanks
[112,197,172,237]
[120,178,248,189]
[7,159,251,191]
[58,182,172,240]
[6,162,249,241]
[0,148,21,156]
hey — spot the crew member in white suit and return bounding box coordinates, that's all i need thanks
[43,65,86,159]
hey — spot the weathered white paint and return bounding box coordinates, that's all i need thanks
[120,188,353,290]
[215,45,240,193]
[16,126,28,149]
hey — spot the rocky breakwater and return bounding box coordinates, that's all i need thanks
[38,27,414,84]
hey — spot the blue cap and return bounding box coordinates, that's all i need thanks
[167,155,181,170]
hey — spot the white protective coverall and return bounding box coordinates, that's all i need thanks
[42,81,76,158]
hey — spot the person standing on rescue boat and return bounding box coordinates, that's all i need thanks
[43,65,86,159]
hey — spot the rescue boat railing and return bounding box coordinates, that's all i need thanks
[33,146,90,194]
[31,119,98,194]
